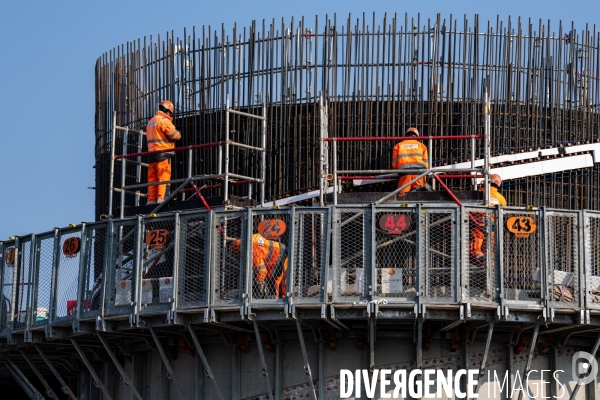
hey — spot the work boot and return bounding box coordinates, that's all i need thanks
[147,200,157,205]
[156,198,164,204]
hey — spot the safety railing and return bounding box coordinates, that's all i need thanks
[1,205,598,338]
[107,96,267,218]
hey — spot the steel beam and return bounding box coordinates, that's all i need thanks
[252,320,274,400]
[19,350,59,400]
[295,319,318,400]
[516,323,540,400]
[71,339,113,400]
[34,345,78,399]
[471,321,494,399]
[3,360,43,400]
[148,327,186,400]
[187,325,225,400]
[97,334,143,400]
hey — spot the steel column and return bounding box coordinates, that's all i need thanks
[97,334,143,400]
[19,350,59,400]
[148,327,186,400]
[295,319,318,399]
[187,325,225,400]
[252,320,274,400]
[70,339,114,400]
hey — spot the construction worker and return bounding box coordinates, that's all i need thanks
[232,233,288,299]
[470,174,507,261]
[391,127,429,193]
[146,100,181,205]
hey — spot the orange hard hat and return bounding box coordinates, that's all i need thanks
[406,127,420,136]
[159,100,175,115]
[490,174,502,186]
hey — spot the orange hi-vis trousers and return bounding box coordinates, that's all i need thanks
[147,159,171,202]
[397,174,425,193]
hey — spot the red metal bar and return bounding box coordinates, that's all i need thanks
[323,135,482,142]
[434,175,482,227]
[190,181,211,211]
[339,175,396,180]
[115,141,225,160]
[437,174,484,179]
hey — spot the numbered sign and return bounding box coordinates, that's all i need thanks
[379,214,411,235]
[506,216,537,238]
[5,247,15,266]
[258,219,287,240]
[145,229,170,250]
[62,237,81,257]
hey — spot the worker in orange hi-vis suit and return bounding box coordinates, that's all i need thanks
[232,233,288,299]
[146,100,181,205]
[391,127,429,193]
[470,174,507,261]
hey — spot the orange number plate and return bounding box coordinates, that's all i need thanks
[146,229,170,250]
[379,214,411,235]
[258,219,287,239]
[506,216,537,238]
[62,237,81,257]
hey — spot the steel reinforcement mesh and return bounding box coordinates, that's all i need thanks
[587,212,600,305]
[463,208,498,303]
[54,230,83,320]
[31,233,55,326]
[423,210,456,302]
[81,224,108,317]
[293,210,327,303]
[374,209,418,301]
[334,209,368,302]
[546,211,580,307]
[213,213,246,305]
[502,210,543,303]
[109,220,137,313]
[14,238,32,329]
[178,213,209,308]
[140,216,177,309]
[96,14,600,219]
[1,243,15,331]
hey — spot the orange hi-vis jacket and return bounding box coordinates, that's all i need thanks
[391,139,429,170]
[146,110,181,158]
[250,233,288,282]
[488,186,507,207]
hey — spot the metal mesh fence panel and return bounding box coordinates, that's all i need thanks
[1,242,16,333]
[249,211,291,304]
[463,207,499,304]
[373,208,418,302]
[14,237,32,330]
[139,215,177,312]
[213,212,246,306]
[292,209,328,304]
[501,209,543,304]
[545,211,580,309]
[422,209,457,303]
[107,219,138,315]
[178,212,210,309]
[81,223,108,318]
[585,212,600,308]
[54,228,83,321]
[333,208,369,303]
[30,233,55,327]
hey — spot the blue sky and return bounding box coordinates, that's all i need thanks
[1,0,599,240]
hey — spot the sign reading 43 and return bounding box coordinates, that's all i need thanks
[506,216,537,238]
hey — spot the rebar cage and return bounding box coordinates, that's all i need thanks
[3,205,600,336]
[96,13,600,219]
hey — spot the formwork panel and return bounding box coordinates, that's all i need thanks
[106,218,139,316]
[177,211,210,309]
[249,209,291,306]
[292,208,329,304]
[462,207,500,304]
[30,232,56,328]
[373,207,418,303]
[80,222,109,319]
[53,228,84,323]
[212,212,247,307]
[333,207,370,303]
[585,211,600,310]
[139,214,178,314]
[14,236,33,330]
[545,210,582,310]
[422,208,459,304]
[0,241,16,335]
[501,208,543,307]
